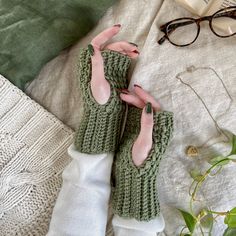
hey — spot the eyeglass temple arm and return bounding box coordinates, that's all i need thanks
[158,20,194,45]
[158,35,167,45]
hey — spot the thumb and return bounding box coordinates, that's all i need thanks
[89,44,111,105]
[132,103,154,166]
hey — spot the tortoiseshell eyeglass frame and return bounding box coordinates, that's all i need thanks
[158,6,236,47]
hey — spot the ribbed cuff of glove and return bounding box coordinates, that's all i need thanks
[74,47,131,154]
[111,107,174,221]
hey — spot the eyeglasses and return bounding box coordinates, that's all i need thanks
[158,6,236,47]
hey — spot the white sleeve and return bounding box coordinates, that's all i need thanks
[112,214,165,236]
[47,144,113,236]
[47,143,165,236]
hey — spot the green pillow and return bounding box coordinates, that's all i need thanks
[0,0,116,90]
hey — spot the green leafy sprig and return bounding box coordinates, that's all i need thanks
[178,135,236,236]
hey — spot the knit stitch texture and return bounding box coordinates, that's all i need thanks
[0,75,74,235]
[111,107,174,221]
[74,47,131,154]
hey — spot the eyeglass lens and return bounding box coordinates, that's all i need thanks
[166,19,199,46]
[211,8,236,37]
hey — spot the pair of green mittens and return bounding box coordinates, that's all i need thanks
[75,46,174,221]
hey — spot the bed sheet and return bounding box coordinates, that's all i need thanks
[26,0,236,235]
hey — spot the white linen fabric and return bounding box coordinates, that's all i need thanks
[47,144,164,236]
[25,0,236,235]
[0,75,74,235]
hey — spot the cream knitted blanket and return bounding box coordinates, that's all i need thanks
[0,75,74,235]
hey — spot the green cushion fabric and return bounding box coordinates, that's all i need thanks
[0,0,115,90]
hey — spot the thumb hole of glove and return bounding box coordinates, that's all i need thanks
[90,44,111,105]
[132,103,154,167]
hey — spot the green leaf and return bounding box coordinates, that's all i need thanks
[223,227,236,236]
[208,156,230,166]
[189,169,203,182]
[178,209,197,233]
[224,207,236,228]
[230,135,236,155]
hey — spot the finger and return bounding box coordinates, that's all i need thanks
[90,45,111,104]
[139,102,154,142]
[125,51,140,59]
[105,41,139,58]
[91,25,121,50]
[120,91,145,108]
[104,41,138,53]
[132,103,154,166]
[109,50,139,59]
[133,85,161,111]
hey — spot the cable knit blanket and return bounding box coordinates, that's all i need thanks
[0,75,74,235]
[24,0,236,235]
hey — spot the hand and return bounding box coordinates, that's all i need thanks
[111,86,173,221]
[89,25,139,105]
[75,25,139,153]
[120,85,161,166]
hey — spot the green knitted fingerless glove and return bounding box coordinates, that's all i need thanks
[111,106,174,221]
[74,47,131,154]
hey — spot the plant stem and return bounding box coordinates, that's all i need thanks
[189,197,194,215]
[190,158,229,203]
[179,226,189,236]
[206,209,236,217]
[209,166,222,176]
[206,158,229,173]
[199,225,205,236]
[188,158,230,229]
[206,209,228,216]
